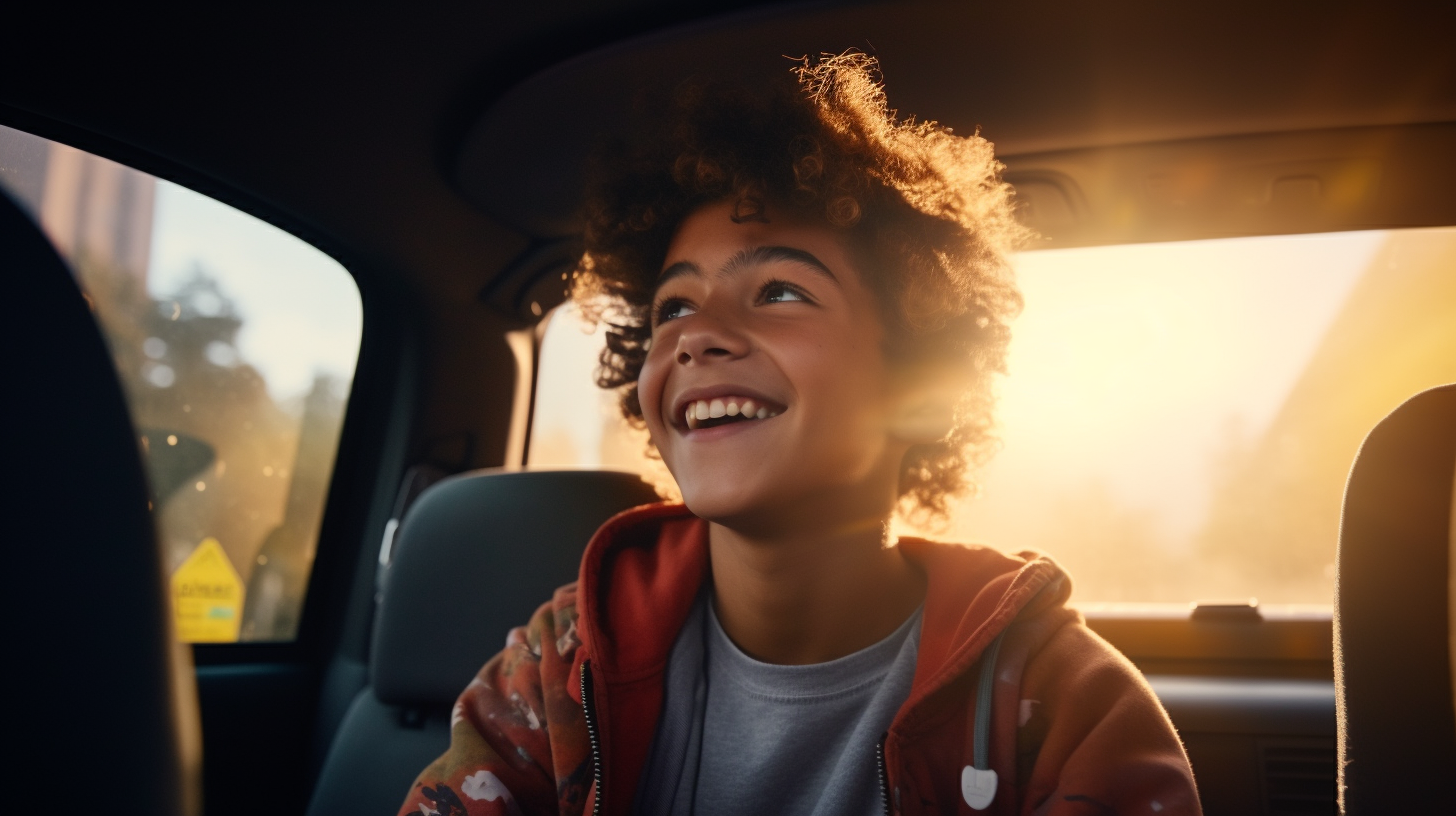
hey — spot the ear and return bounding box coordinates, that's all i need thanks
[889,385,957,445]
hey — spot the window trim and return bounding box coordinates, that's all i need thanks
[1081,603,1334,679]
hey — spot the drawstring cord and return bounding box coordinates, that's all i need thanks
[973,632,1006,771]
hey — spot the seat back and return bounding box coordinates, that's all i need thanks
[1335,384,1456,814]
[4,189,202,815]
[306,468,660,816]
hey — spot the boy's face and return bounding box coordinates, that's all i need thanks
[638,200,910,531]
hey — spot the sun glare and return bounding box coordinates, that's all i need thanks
[531,228,1456,603]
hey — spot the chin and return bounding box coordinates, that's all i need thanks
[677,484,760,524]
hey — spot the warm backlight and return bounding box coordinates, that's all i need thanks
[530,228,1456,604]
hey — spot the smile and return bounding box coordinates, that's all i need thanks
[682,396,782,430]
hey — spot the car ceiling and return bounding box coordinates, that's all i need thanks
[4,0,1451,297]
[459,0,1456,240]
[3,0,1453,467]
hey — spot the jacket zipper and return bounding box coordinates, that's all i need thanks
[876,734,892,816]
[580,661,604,816]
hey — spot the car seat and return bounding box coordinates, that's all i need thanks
[306,468,660,816]
[1335,384,1456,814]
[3,188,203,815]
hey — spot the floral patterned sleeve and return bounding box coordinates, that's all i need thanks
[398,587,593,816]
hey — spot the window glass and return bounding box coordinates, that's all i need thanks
[0,124,363,641]
[528,228,1456,605]
[529,307,671,484]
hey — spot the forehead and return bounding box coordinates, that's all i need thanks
[660,200,863,286]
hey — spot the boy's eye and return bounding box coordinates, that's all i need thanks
[762,280,808,304]
[655,298,696,324]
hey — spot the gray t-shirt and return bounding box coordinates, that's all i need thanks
[634,592,923,816]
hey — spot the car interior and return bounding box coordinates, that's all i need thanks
[5,2,1454,815]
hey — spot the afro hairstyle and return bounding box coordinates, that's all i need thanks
[571,52,1028,521]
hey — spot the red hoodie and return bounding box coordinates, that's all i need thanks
[398,503,1200,816]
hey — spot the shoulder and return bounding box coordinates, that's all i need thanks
[1020,629,1200,814]
[502,581,583,660]
[1022,619,1151,702]
[1015,621,1197,807]
[900,538,1077,654]
[1012,592,1160,723]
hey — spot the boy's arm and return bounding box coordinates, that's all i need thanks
[396,595,592,816]
[1016,623,1202,816]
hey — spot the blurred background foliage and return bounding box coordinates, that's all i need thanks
[79,253,346,640]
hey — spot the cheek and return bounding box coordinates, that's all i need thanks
[797,335,894,431]
[636,347,670,431]
[788,323,885,394]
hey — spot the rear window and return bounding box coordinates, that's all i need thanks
[0,124,362,642]
[528,227,1456,605]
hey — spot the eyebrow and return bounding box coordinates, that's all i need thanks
[656,245,842,289]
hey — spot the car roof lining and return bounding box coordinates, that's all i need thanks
[456,0,1456,246]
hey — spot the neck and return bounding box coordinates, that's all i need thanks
[707,511,926,665]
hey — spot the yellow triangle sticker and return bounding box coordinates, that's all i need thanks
[172,537,245,643]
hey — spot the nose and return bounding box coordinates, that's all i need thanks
[674,309,749,365]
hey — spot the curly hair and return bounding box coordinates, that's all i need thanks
[572,52,1028,521]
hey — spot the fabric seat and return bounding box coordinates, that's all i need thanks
[4,189,203,815]
[1334,384,1456,814]
[306,468,660,816]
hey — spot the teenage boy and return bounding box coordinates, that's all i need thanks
[398,54,1200,816]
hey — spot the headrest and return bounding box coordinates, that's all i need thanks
[1335,384,1456,814]
[371,468,661,705]
[5,188,201,814]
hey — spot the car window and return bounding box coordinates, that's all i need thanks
[528,227,1456,606]
[0,124,362,642]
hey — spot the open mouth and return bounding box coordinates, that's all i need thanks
[682,396,783,430]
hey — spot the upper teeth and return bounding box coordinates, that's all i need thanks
[684,398,779,429]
